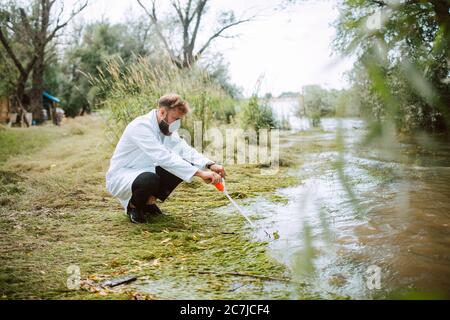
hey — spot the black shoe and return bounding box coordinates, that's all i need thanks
[127,207,147,224]
[143,204,164,216]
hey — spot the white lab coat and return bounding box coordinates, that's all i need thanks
[105,109,212,212]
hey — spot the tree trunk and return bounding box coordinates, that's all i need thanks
[16,79,26,112]
[30,54,45,123]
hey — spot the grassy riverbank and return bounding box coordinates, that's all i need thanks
[0,115,299,299]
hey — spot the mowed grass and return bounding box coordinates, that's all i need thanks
[0,115,299,299]
[0,125,60,164]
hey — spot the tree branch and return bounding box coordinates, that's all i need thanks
[46,0,88,45]
[185,0,194,23]
[0,27,26,76]
[18,8,35,41]
[171,0,185,24]
[188,0,208,52]
[137,0,181,65]
[195,16,253,59]
[171,0,189,49]
[0,50,17,87]
[24,54,37,76]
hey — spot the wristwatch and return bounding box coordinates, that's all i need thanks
[206,162,215,170]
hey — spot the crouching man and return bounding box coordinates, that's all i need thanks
[105,93,225,223]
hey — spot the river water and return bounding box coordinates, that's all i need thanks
[219,97,450,299]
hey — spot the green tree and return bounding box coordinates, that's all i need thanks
[0,0,87,122]
[334,0,450,133]
[0,1,36,107]
[58,20,155,117]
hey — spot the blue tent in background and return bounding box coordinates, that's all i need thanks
[43,91,61,104]
[41,91,62,125]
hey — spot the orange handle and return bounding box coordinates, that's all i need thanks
[214,182,224,192]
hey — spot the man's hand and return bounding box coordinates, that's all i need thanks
[210,164,226,178]
[195,170,222,185]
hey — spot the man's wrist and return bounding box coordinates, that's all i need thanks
[194,169,205,178]
[206,161,215,170]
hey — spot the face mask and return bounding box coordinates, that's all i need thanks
[169,119,181,133]
[159,113,181,135]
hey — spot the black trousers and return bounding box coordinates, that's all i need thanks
[128,166,183,211]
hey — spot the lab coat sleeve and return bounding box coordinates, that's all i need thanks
[128,122,198,182]
[169,132,213,170]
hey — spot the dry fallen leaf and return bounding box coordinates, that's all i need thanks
[151,258,160,266]
[159,238,171,244]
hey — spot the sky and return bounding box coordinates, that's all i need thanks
[64,0,354,97]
